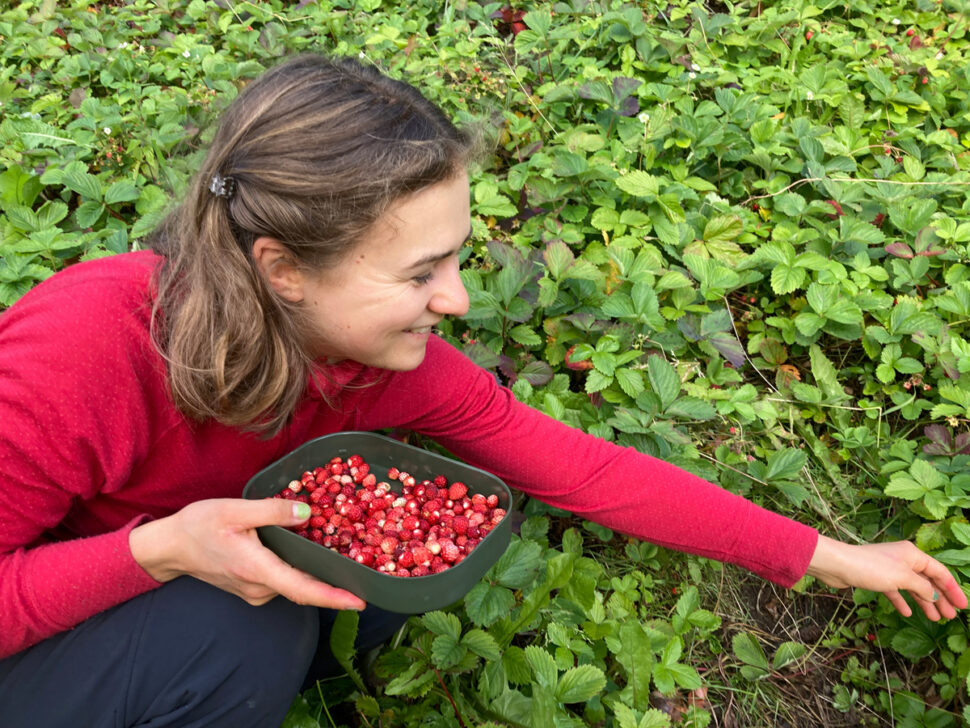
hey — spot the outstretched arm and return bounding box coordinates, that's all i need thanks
[807,535,967,621]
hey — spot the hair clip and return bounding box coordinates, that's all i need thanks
[209,173,236,199]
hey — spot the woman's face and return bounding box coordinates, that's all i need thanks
[300,172,472,371]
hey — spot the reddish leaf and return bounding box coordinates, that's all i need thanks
[885,242,914,259]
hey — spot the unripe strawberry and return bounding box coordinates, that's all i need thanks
[427,540,441,556]
[287,480,303,493]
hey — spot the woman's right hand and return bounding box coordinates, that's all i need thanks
[129,498,366,611]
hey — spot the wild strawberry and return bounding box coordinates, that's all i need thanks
[441,541,461,563]
[805,30,813,40]
[906,28,915,36]
[427,540,441,555]
[433,475,447,487]
[448,482,468,500]
[412,546,432,567]
[486,494,499,508]
[411,565,431,577]
[330,463,344,476]
[387,466,400,480]
[432,562,449,574]
[453,516,469,535]
[287,480,302,493]
[397,550,414,569]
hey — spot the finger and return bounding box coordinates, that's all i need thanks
[884,590,913,618]
[910,593,942,622]
[921,560,969,610]
[253,550,366,611]
[219,497,313,530]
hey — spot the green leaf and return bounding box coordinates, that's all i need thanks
[510,324,542,347]
[891,627,936,660]
[764,448,807,481]
[524,645,558,689]
[543,240,574,279]
[488,539,542,589]
[770,264,805,294]
[329,610,367,693]
[615,367,645,398]
[104,179,140,205]
[462,628,502,661]
[772,641,807,670]
[647,354,680,410]
[62,170,102,200]
[703,215,743,244]
[665,396,716,420]
[732,632,769,671]
[431,633,466,668]
[616,170,660,197]
[555,664,606,703]
[421,611,461,640]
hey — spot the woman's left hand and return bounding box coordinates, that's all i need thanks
[806,535,968,620]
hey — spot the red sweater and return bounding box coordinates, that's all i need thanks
[0,251,818,659]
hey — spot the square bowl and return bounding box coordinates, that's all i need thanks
[242,431,512,613]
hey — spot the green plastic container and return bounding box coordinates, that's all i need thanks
[242,431,512,614]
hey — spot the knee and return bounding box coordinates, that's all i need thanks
[146,578,320,706]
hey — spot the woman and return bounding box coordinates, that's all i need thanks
[0,54,964,727]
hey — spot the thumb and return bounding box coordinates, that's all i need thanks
[233,497,312,529]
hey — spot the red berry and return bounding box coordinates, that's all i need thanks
[448,482,468,500]
[921,77,928,85]
[805,30,813,40]
[906,28,915,36]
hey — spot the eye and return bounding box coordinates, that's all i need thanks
[412,271,434,285]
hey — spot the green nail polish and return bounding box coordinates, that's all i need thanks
[293,502,311,520]
[933,590,939,602]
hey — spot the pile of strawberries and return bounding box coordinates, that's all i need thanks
[272,454,506,577]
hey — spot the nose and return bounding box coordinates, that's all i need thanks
[429,258,469,317]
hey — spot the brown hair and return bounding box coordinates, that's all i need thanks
[149,54,472,435]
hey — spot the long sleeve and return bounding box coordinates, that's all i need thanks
[0,256,164,659]
[355,336,818,587]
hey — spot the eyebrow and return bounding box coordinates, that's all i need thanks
[405,227,473,270]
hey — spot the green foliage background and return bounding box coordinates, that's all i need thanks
[3,0,970,725]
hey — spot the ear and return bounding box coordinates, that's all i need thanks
[251,237,306,303]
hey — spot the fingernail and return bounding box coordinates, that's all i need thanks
[933,590,939,602]
[293,502,311,520]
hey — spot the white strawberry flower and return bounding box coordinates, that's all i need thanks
[806,91,814,100]
[691,63,700,72]
[103,126,111,135]
[182,49,191,58]
[891,18,901,25]
[638,112,650,123]
[688,71,696,79]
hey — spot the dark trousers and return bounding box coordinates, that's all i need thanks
[0,577,407,728]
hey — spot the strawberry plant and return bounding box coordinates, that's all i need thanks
[5,0,970,725]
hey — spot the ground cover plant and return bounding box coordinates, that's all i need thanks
[2,0,970,725]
